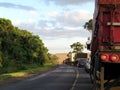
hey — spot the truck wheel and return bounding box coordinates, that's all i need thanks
[93,79,101,90]
[90,68,94,83]
[90,61,94,83]
[93,66,101,90]
[93,66,104,90]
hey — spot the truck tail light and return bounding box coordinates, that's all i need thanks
[110,54,119,62]
[100,54,109,62]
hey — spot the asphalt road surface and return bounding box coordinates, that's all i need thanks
[0,65,92,90]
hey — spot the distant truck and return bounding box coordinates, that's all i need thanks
[69,52,76,63]
[67,52,90,66]
[75,53,89,67]
[63,52,75,65]
[87,0,120,90]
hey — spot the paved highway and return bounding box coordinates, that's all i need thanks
[0,65,92,90]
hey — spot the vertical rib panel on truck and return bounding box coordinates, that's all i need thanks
[92,0,120,53]
[112,11,120,43]
[102,10,120,43]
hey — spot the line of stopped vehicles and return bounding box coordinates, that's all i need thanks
[64,0,120,89]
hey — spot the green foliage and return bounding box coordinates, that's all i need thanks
[0,63,56,80]
[0,18,50,74]
[84,19,93,31]
[0,18,14,32]
[0,52,2,68]
[47,53,58,65]
[70,42,83,53]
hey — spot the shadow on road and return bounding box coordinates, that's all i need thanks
[74,68,92,90]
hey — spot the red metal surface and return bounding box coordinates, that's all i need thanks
[98,0,120,4]
[92,0,120,55]
[91,1,120,89]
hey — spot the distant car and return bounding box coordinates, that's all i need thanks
[84,59,91,73]
[77,59,86,68]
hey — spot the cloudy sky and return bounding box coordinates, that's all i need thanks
[0,0,94,54]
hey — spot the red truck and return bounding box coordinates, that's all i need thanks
[88,0,120,90]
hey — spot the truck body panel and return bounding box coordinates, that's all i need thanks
[92,0,120,58]
[90,0,120,89]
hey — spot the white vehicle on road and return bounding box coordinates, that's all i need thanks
[84,59,91,73]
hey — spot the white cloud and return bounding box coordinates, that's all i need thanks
[12,20,21,26]
[48,11,58,18]
[0,2,36,11]
[0,0,93,53]
[14,9,92,40]
[48,10,92,27]
[34,27,91,40]
[14,21,36,32]
[44,36,90,53]
[62,10,92,27]
[45,0,93,6]
[29,11,39,17]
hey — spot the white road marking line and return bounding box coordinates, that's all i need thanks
[27,71,52,81]
[70,69,79,90]
[28,66,75,81]
[52,69,75,73]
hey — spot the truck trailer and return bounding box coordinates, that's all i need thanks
[89,0,120,90]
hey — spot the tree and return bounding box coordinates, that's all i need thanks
[70,42,83,53]
[47,53,58,65]
[0,18,14,32]
[84,19,93,31]
[0,18,50,73]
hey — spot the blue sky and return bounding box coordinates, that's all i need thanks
[0,0,94,54]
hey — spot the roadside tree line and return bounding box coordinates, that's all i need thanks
[0,18,58,73]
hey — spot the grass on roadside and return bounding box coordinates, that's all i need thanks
[0,63,57,81]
